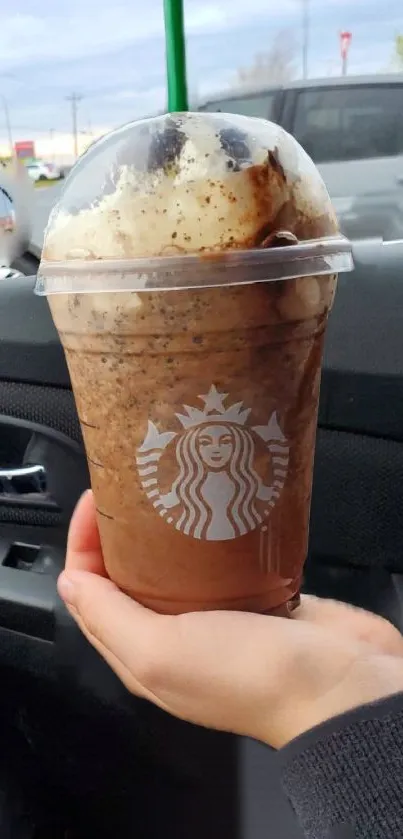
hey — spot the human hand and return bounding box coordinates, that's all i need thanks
[58,491,403,749]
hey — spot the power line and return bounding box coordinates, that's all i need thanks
[66,92,83,159]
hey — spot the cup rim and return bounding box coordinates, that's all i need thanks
[36,235,354,295]
[39,234,352,276]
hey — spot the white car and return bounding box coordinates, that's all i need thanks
[26,161,63,182]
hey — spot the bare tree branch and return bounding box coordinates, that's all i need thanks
[235,30,298,90]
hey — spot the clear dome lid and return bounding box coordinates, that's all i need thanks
[37,112,353,293]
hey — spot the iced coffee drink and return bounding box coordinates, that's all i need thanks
[38,113,352,614]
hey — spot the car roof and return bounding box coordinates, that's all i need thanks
[199,86,279,106]
[199,74,403,105]
[284,73,403,90]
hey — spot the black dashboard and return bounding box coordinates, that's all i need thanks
[0,238,402,839]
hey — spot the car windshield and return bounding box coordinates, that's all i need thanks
[0,1,402,254]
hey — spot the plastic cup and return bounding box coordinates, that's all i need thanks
[37,113,353,615]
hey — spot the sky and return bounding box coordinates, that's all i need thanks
[0,0,402,160]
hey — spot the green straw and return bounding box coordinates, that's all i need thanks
[164,0,189,112]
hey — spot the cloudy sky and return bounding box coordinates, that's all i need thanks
[0,0,402,150]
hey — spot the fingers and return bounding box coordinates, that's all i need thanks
[296,595,403,657]
[66,490,106,576]
[56,567,297,737]
[57,569,172,705]
[58,570,379,746]
[63,491,171,704]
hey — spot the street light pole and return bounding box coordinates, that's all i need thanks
[66,92,83,160]
[1,95,13,158]
[302,0,309,79]
[49,128,55,162]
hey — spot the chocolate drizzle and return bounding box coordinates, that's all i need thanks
[268,147,286,183]
[148,119,187,173]
[219,128,251,169]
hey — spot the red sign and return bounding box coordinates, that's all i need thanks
[14,140,36,160]
[340,31,352,60]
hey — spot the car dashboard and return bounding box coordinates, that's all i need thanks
[0,237,402,838]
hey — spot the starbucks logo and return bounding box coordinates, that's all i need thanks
[136,385,289,543]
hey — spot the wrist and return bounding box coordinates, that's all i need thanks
[262,653,403,749]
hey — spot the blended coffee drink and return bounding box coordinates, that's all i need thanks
[38,113,352,614]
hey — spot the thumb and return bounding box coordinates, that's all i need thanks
[66,490,106,576]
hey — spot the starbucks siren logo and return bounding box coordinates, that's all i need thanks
[136,386,289,549]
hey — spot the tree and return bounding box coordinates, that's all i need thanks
[235,30,298,90]
[395,35,403,68]
[383,35,403,73]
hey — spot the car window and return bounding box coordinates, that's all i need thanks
[293,85,403,163]
[199,92,275,119]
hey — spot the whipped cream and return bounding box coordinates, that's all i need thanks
[42,112,338,263]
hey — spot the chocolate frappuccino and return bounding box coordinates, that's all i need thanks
[38,113,352,614]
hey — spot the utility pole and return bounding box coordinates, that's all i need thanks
[49,128,55,162]
[1,95,13,158]
[302,0,309,79]
[66,92,82,159]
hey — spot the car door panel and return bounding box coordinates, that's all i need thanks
[0,276,69,386]
[0,401,88,530]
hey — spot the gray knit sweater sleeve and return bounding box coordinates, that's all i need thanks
[277,692,403,839]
